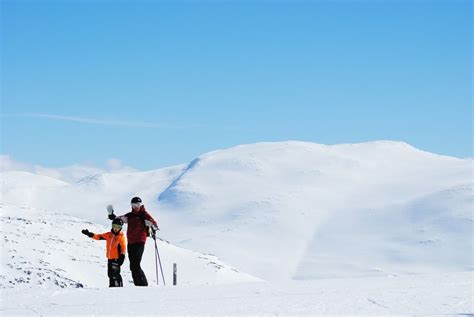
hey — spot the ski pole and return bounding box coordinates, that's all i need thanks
[155,239,166,285]
[154,237,160,286]
[152,230,166,286]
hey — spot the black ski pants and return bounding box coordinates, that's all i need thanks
[128,243,148,286]
[107,260,123,287]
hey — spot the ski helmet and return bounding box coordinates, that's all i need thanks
[131,197,142,204]
[112,218,124,226]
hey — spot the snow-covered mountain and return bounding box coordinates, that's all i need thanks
[156,141,472,280]
[0,166,185,225]
[1,141,472,284]
[0,203,260,289]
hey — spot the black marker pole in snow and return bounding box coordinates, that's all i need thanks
[152,230,166,286]
[173,263,177,286]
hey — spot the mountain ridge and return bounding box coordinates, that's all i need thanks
[1,140,472,282]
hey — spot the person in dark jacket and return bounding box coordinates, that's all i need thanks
[107,197,158,286]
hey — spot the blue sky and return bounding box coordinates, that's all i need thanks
[1,0,472,170]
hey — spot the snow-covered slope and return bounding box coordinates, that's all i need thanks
[1,141,472,283]
[156,141,472,280]
[295,182,473,279]
[1,272,472,315]
[0,203,259,289]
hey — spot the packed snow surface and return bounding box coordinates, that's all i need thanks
[1,272,472,315]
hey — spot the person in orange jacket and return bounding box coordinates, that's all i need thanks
[81,218,127,287]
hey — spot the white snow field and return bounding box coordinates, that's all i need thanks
[1,272,472,315]
[1,141,473,315]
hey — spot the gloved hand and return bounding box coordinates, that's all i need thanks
[148,226,158,239]
[117,254,125,266]
[81,229,94,238]
[107,205,116,220]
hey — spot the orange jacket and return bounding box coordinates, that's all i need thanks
[93,231,126,260]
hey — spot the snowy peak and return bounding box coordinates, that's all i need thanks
[154,141,472,281]
[157,140,471,212]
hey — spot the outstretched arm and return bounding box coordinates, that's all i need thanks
[92,233,108,240]
[107,205,128,223]
[82,229,109,240]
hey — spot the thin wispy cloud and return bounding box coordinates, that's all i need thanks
[4,113,188,128]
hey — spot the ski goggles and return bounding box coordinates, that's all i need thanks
[131,202,142,208]
[112,224,122,230]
